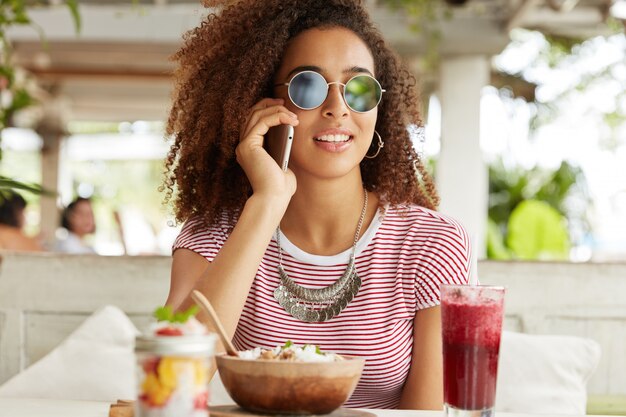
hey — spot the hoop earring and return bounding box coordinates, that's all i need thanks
[364,130,384,159]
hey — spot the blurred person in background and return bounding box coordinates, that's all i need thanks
[55,197,96,254]
[0,191,44,252]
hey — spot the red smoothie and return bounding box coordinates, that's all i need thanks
[441,286,504,411]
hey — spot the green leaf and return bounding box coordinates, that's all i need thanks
[506,200,570,260]
[315,345,323,355]
[0,177,54,196]
[64,0,81,34]
[9,0,27,15]
[153,306,173,322]
[11,87,35,110]
[154,305,198,323]
[172,305,199,323]
[282,340,293,349]
[11,12,30,25]
[0,65,15,80]
[486,218,511,260]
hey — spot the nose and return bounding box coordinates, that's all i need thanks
[321,83,349,119]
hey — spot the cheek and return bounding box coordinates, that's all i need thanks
[283,99,301,115]
[291,112,316,139]
[358,116,378,141]
[274,88,291,105]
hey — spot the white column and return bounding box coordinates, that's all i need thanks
[437,56,489,272]
[36,100,67,249]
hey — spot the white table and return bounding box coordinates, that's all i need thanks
[0,398,109,417]
[0,398,609,417]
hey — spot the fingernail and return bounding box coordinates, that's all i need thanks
[289,112,298,118]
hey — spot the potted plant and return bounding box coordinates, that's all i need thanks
[0,0,79,196]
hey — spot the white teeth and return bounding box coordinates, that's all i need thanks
[315,134,351,142]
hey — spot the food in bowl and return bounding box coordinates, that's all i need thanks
[216,342,364,415]
[238,340,343,362]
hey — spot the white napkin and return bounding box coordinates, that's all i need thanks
[0,305,234,405]
[496,331,601,415]
[0,305,138,402]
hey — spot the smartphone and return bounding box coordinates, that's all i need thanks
[265,124,294,172]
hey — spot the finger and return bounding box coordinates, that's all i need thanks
[250,98,284,113]
[244,98,284,125]
[242,106,298,140]
[245,110,298,142]
[247,104,295,131]
[241,111,299,148]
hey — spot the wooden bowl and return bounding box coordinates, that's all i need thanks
[215,354,365,415]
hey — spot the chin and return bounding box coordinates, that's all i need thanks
[296,163,361,180]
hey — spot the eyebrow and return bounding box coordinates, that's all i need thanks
[285,65,374,80]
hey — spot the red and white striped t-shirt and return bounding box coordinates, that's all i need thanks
[174,204,471,409]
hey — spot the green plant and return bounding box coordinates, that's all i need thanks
[506,199,570,260]
[487,158,591,260]
[377,0,453,69]
[0,0,79,194]
[0,175,42,192]
[1,0,80,129]
[497,31,626,150]
[486,218,511,260]
[488,30,626,260]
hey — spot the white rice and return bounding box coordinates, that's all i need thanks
[239,343,341,362]
[238,347,264,360]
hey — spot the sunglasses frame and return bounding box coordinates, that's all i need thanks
[275,70,386,113]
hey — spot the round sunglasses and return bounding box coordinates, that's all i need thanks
[275,70,385,113]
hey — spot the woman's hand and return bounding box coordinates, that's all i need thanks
[236,98,299,202]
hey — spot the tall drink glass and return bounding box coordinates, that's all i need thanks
[441,284,505,417]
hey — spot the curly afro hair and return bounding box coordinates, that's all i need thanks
[163,0,439,228]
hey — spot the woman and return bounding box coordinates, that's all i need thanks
[55,197,96,254]
[164,0,471,409]
[0,191,43,252]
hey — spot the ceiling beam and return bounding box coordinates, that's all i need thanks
[7,4,206,42]
[26,67,172,80]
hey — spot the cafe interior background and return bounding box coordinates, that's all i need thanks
[0,0,625,415]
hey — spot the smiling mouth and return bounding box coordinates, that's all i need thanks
[313,134,353,143]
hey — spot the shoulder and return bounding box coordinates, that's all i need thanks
[172,213,232,258]
[380,204,471,268]
[54,233,89,253]
[383,204,469,240]
[386,206,472,303]
[0,226,42,251]
[0,226,20,243]
[177,213,231,240]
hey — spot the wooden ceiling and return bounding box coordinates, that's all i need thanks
[8,0,619,122]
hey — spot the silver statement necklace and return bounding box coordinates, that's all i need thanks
[273,189,368,322]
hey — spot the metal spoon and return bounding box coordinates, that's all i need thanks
[191,290,239,357]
